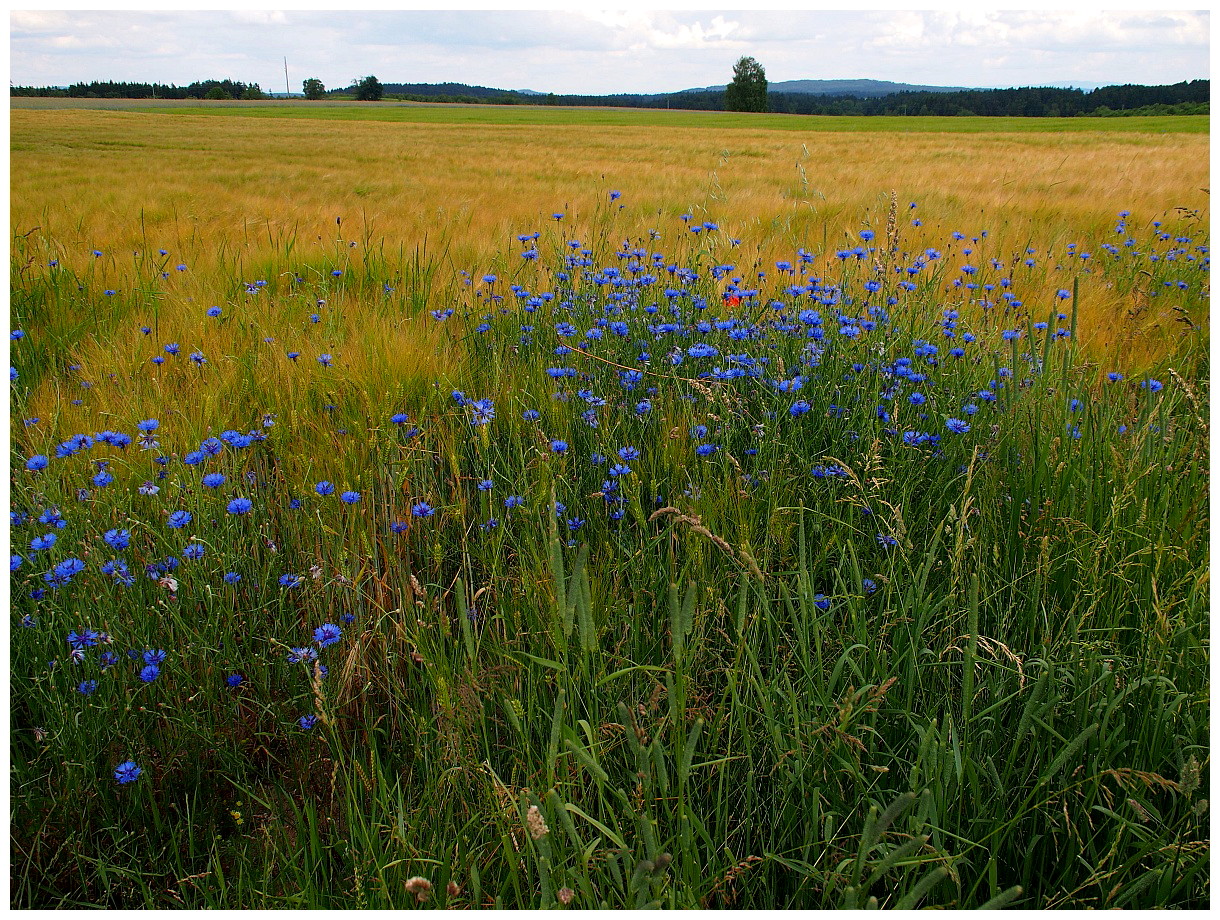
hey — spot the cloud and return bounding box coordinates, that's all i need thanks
[7,9,1210,94]
[229,11,289,27]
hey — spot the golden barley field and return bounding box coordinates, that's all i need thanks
[10,103,1209,375]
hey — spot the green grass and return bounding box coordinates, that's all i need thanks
[9,185,1210,908]
[31,98,1201,134]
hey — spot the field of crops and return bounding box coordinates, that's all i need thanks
[9,102,1210,908]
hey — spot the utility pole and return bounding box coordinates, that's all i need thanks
[284,57,290,96]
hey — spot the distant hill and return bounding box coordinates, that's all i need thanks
[378,82,540,100]
[682,78,974,97]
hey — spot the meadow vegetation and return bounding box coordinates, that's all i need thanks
[9,103,1210,908]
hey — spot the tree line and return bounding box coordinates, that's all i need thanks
[11,79,268,100]
[551,79,1209,117]
[11,76,1207,118]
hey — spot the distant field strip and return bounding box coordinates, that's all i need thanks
[10,97,1210,133]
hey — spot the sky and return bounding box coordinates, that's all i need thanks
[7,6,1211,96]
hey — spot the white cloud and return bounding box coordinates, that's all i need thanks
[7,9,1210,94]
[229,10,289,27]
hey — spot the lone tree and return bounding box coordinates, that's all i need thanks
[725,56,767,113]
[302,78,326,100]
[354,75,384,101]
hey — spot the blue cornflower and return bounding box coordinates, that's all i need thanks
[813,594,831,611]
[695,444,718,457]
[617,446,640,462]
[315,481,335,496]
[339,490,360,504]
[317,353,333,367]
[391,412,409,425]
[288,646,317,664]
[635,400,652,415]
[183,543,205,560]
[103,529,131,550]
[789,400,811,417]
[945,418,970,434]
[39,508,66,528]
[223,572,242,584]
[608,463,631,477]
[30,533,57,552]
[114,760,142,784]
[522,409,541,421]
[11,554,22,572]
[280,574,303,589]
[92,470,114,488]
[314,623,342,647]
[299,715,319,731]
[25,454,49,471]
[550,440,569,454]
[143,649,167,666]
[226,673,244,688]
[390,521,408,533]
[166,511,192,529]
[189,351,206,365]
[411,501,435,518]
[68,628,101,649]
[51,558,85,582]
[139,664,161,683]
[78,679,98,695]
[862,578,877,595]
[470,398,496,425]
[1107,372,1124,383]
[877,534,898,547]
[1143,379,1164,393]
[477,479,494,492]
[567,517,585,532]
[202,472,226,488]
[504,495,525,509]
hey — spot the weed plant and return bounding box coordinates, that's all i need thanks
[9,189,1209,908]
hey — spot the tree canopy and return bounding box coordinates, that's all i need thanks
[725,56,767,113]
[354,75,383,101]
[302,78,326,100]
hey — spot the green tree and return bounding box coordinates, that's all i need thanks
[354,75,383,101]
[725,56,767,113]
[241,84,265,100]
[204,86,231,100]
[302,78,326,100]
